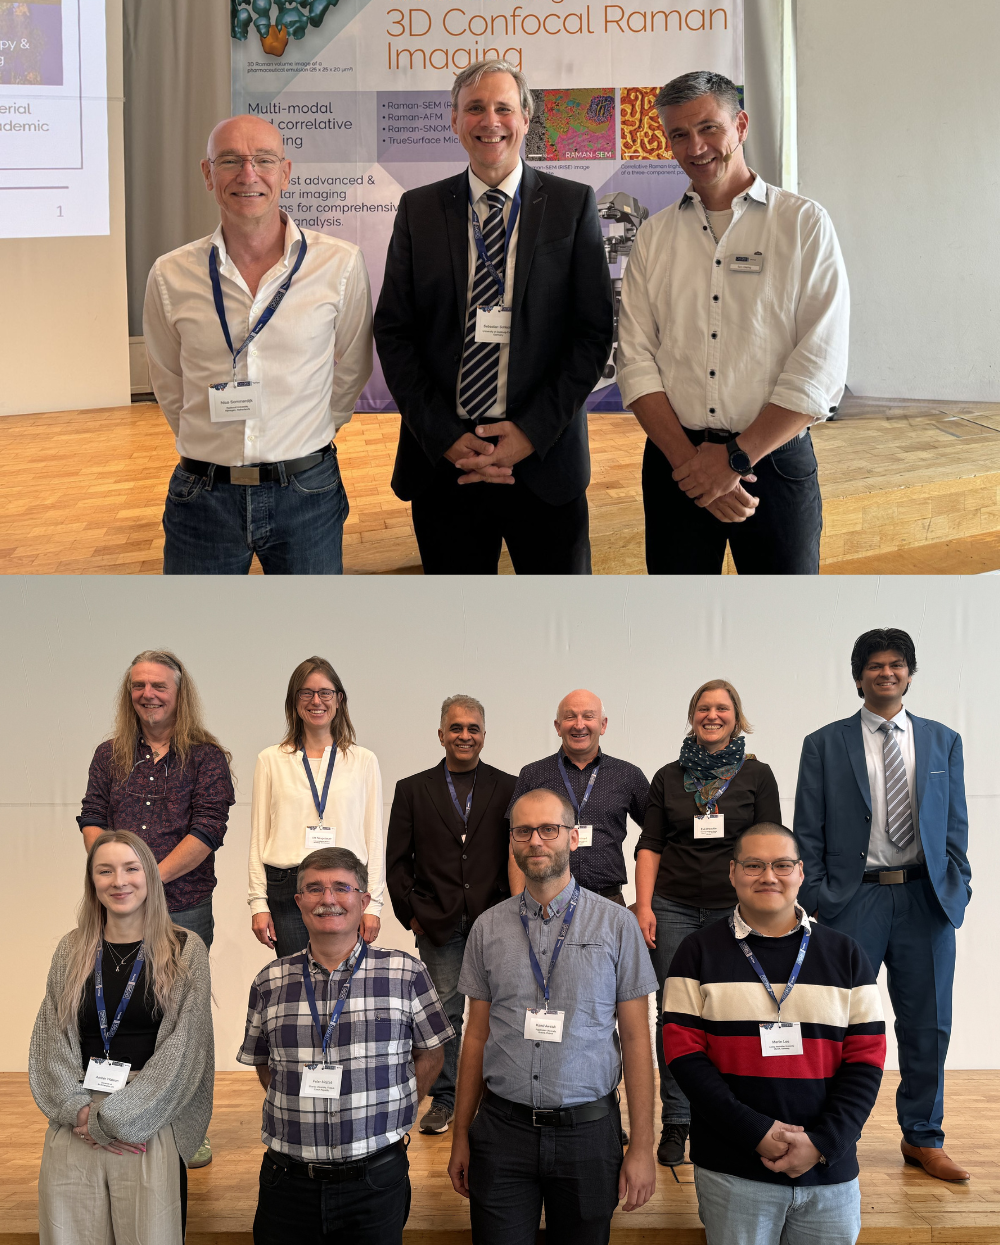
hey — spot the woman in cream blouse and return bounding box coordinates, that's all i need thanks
[249,657,384,956]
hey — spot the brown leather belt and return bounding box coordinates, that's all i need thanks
[179,444,331,485]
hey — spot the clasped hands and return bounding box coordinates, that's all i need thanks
[73,1104,145,1156]
[445,423,534,484]
[672,441,759,523]
[755,1119,823,1179]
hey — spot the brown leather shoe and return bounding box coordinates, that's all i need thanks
[901,1140,970,1181]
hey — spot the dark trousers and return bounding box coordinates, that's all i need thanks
[415,926,469,1111]
[410,468,591,574]
[468,1095,623,1245]
[642,432,823,574]
[265,864,310,959]
[253,1146,411,1245]
[824,878,954,1148]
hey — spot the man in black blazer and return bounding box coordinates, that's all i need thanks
[386,695,517,1134]
[374,58,613,574]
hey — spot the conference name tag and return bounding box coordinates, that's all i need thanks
[576,824,594,847]
[305,824,336,851]
[208,379,262,422]
[759,1022,803,1056]
[524,1008,565,1043]
[730,251,764,273]
[475,305,512,343]
[694,814,724,839]
[83,1057,131,1092]
[300,1063,343,1098]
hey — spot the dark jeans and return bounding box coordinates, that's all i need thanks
[468,1094,623,1245]
[253,1146,410,1245]
[410,468,591,574]
[647,895,730,1125]
[171,896,214,951]
[415,927,468,1111]
[642,431,823,574]
[265,864,310,959]
[162,447,348,575]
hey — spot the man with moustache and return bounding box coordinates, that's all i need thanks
[617,70,850,574]
[448,789,657,1243]
[239,847,454,1244]
[795,629,972,1182]
[374,58,613,574]
[386,695,518,1135]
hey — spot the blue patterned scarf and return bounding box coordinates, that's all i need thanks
[679,734,747,810]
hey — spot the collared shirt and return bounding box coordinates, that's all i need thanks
[860,706,922,869]
[507,748,649,892]
[456,160,523,421]
[143,214,373,466]
[78,738,234,912]
[616,173,850,433]
[237,939,453,1161]
[458,884,657,1108]
[732,903,812,940]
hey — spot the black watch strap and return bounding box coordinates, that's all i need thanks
[726,438,752,475]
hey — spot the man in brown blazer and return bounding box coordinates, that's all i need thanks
[386,695,517,1135]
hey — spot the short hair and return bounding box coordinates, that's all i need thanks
[686,679,753,739]
[732,822,801,860]
[451,58,534,120]
[851,629,917,696]
[440,694,485,728]
[510,788,576,827]
[297,847,368,895]
[655,70,742,118]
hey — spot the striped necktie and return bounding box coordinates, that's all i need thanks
[458,188,507,423]
[879,721,914,849]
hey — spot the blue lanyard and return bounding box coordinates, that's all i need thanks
[302,747,336,821]
[94,942,145,1058]
[519,882,580,1006]
[445,766,476,827]
[301,942,367,1060]
[736,926,810,1020]
[208,233,308,376]
[558,753,600,822]
[469,182,521,305]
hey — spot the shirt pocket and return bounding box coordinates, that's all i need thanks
[358,1005,411,1062]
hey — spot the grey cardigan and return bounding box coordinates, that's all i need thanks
[28,929,214,1161]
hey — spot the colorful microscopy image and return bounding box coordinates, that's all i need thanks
[620,87,672,161]
[0,0,63,86]
[526,88,615,161]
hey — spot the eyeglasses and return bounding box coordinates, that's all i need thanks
[510,824,570,842]
[209,154,284,172]
[296,688,338,703]
[299,882,366,898]
[734,859,801,878]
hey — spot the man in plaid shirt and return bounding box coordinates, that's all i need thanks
[239,846,454,1244]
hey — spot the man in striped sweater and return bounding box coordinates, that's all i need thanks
[663,822,885,1244]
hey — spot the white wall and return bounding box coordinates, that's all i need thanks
[2,575,998,1072]
[0,0,130,418]
[795,0,1000,401]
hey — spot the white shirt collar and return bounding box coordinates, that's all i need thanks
[732,903,811,940]
[861,705,909,735]
[210,210,302,274]
[468,159,523,207]
[681,170,768,212]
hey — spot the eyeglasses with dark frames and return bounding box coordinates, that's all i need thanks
[296,688,339,703]
[734,859,802,878]
[510,823,571,842]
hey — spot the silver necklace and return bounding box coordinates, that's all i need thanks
[104,939,142,973]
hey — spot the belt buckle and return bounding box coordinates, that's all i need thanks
[306,1162,334,1179]
[879,869,905,885]
[532,1108,559,1127]
[230,466,261,486]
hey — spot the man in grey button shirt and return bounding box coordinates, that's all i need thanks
[448,788,657,1243]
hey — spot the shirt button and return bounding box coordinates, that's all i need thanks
[709,370,716,377]
[247,434,255,442]
[533,1075,538,1080]
[712,295,720,302]
[465,883,470,889]
[141,825,147,830]
[149,776,154,781]
[715,259,722,266]
[711,332,718,339]
[702,225,708,231]
[462,854,467,860]
[146,801,151,806]
[709,407,716,414]
[535,1042,540,1048]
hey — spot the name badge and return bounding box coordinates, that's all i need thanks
[305,824,336,851]
[694,814,724,839]
[208,379,262,422]
[730,251,764,273]
[524,1008,565,1042]
[300,1062,344,1098]
[83,1057,131,1092]
[759,1022,803,1056]
[576,824,594,847]
[475,306,512,343]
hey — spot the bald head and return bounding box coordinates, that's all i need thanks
[555,688,607,766]
[202,115,290,231]
[207,115,285,160]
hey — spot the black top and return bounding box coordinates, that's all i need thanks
[447,768,476,809]
[635,758,782,907]
[79,941,163,1070]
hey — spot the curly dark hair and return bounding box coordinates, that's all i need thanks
[850,629,917,698]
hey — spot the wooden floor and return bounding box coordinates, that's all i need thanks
[3,1070,999,1243]
[0,398,998,575]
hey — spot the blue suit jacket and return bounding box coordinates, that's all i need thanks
[793,710,971,927]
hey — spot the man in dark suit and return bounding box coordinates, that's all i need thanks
[373,58,613,574]
[794,628,972,1183]
[386,694,517,1134]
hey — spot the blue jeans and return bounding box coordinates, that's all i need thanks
[694,1168,861,1245]
[415,927,468,1111]
[162,448,348,574]
[647,895,731,1125]
[170,897,214,951]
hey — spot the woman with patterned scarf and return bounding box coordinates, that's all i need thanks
[630,679,782,1170]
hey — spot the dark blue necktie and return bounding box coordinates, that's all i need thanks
[459,188,507,422]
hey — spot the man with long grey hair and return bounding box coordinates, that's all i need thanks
[617,70,850,575]
[375,59,613,574]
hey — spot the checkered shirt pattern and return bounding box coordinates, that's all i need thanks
[237,939,454,1161]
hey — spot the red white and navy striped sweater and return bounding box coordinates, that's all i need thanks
[663,912,885,1186]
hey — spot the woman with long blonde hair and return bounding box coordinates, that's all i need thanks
[29,830,213,1245]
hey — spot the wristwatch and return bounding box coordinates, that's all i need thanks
[726,437,753,476]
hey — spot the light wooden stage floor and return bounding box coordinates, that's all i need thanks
[3,1070,999,1243]
[0,398,998,575]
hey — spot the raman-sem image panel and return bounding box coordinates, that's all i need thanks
[526,88,615,161]
[620,87,672,161]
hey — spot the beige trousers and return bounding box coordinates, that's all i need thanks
[37,1099,182,1245]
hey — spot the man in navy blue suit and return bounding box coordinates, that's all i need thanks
[794,628,972,1183]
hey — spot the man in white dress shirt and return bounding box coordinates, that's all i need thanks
[617,71,850,575]
[143,115,373,574]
